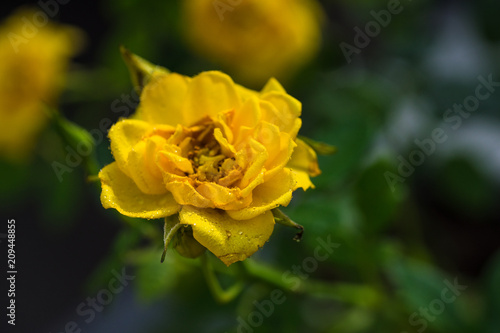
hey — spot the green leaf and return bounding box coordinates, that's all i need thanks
[385,258,470,332]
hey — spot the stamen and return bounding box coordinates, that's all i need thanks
[178,123,240,186]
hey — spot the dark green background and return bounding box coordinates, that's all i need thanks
[1,0,499,332]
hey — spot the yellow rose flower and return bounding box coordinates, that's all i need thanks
[99,63,321,266]
[182,0,323,86]
[0,9,81,161]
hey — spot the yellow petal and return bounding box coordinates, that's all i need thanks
[164,179,215,208]
[238,139,268,189]
[179,206,275,266]
[196,182,251,210]
[288,138,321,177]
[213,111,235,144]
[288,118,302,139]
[109,119,152,176]
[261,92,301,118]
[127,138,168,195]
[227,168,294,220]
[166,124,191,146]
[253,122,280,157]
[264,131,297,181]
[184,71,242,125]
[291,169,315,191]
[140,73,191,126]
[99,162,180,219]
[157,149,194,175]
[235,83,259,101]
[234,125,255,149]
[240,172,265,199]
[232,97,262,130]
[213,128,236,157]
[259,96,300,135]
[260,77,286,94]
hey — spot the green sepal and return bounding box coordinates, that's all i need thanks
[272,208,304,242]
[161,214,182,263]
[298,135,337,155]
[173,225,206,259]
[161,214,206,262]
[120,46,170,95]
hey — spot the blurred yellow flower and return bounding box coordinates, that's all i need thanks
[183,0,323,86]
[0,9,81,161]
[99,66,321,266]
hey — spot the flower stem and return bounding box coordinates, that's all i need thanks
[200,253,244,304]
[242,259,381,308]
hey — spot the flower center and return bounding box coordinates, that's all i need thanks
[185,124,241,187]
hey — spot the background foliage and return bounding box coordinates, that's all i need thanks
[1,0,499,332]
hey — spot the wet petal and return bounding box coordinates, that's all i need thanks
[253,122,280,158]
[157,148,194,175]
[109,119,151,176]
[288,138,321,177]
[213,128,236,156]
[291,169,315,191]
[227,168,294,220]
[261,92,301,118]
[259,96,300,135]
[238,139,268,189]
[179,206,275,266]
[232,97,261,130]
[99,162,180,219]
[140,73,191,126]
[184,71,242,126]
[264,131,297,181]
[196,182,251,210]
[164,178,215,208]
[127,138,168,195]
